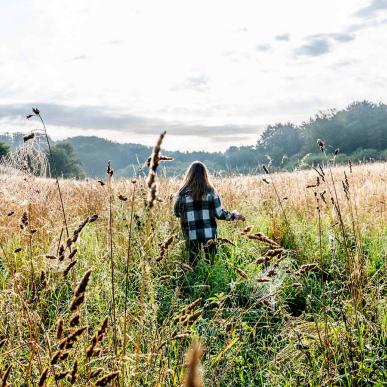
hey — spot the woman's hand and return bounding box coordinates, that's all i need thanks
[232,210,245,221]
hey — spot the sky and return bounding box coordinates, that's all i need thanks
[1,0,387,151]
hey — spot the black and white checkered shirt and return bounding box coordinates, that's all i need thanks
[174,190,234,241]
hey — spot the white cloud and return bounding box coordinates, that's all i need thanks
[0,0,386,150]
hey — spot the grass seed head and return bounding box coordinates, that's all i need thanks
[55,371,69,381]
[88,214,98,222]
[74,269,92,297]
[90,368,103,378]
[50,350,61,365]
[68,249,78,260]
[56,319,64,340]
[69,293,85,311]
[184,341,204,387]
[38,367,48,386]
[1,365,12,387]
[95,371,119,386]
[69,360,78,384]
[63,260,77,278]
[236,268,248,280]
[69,314,80,327]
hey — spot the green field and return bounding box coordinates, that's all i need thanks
[0,161,386,386]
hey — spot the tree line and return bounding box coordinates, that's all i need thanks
[1,101,386,178]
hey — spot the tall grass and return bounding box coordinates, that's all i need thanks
[0,130,386,385]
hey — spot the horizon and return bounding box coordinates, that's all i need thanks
[1,0,387,151]
[2,99,383,153]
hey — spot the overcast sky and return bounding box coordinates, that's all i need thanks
[1,0,387,151]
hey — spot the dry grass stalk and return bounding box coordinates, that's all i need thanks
[247,232,280,248]
[236,268,248,280]
[295,263,319,276]
[56,319,64,340]
[69,314,80,327]
[173,297,202,324]
[20,211,28,229]
[171,332,191,340]
[59,326,87,350]
[28,108,71,239]
[69,360,78,384]
[147,181,158,208]
[181,263,194,272]
[55,371,69,381]
[69,294,85,312]
[63,260,77,278]
[267,268,277,277]
[74,270,92,298]
[106,160,117,357]
[160,275,174,281]
[123,179,137,356]
[86,317,109,358]
[181,310,203,327]
[37,367,48,386]
[88,214,98,223]
[240,225,254,234]
[184,342,204,387]
[60,351,70,361]
[146,131,166,207]
[95,371,119,386]
[90,368,103,378]
[50,350,61,365]
[1,365,11,387]
[146,154,173,167]
[157,332,191,350]
[204,238,235,248]
[256,248,284,264]
[23,132,35,142]
[68,248,78,259]
[156,235,174,262]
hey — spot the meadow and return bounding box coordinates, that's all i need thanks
[0,141,386,385]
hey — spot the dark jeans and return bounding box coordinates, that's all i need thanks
[186,240,217,266]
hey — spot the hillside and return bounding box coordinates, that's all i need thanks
[1,101,387,178]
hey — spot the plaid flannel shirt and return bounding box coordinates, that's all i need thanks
[174,190,234,241]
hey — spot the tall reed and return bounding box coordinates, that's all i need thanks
[123,179,137,356]
[28,108,70,239]
[106,161,117,356]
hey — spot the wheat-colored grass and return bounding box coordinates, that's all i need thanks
[0,162,385,385]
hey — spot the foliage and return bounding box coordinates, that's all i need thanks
[57,101,387,175]
[1,100,386,178]
[257,123,302,166]
[48,142,85,179]
[0,141,10,158]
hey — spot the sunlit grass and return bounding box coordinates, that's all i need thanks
[0,162,386,385]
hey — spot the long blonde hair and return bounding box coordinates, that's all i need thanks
[178,161,214,201]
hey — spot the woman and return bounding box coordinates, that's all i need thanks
[174,161,245,264]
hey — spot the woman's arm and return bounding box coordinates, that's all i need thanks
[173,194,182,218]
[212,192,235,220]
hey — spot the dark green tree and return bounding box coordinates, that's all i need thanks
[0,142,10,158]
[225,146,258,172]
[257,123,303,166]
[48,143,85,179]
[300,101,387,154]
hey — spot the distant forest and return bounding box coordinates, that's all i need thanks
[1,101,387,178]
